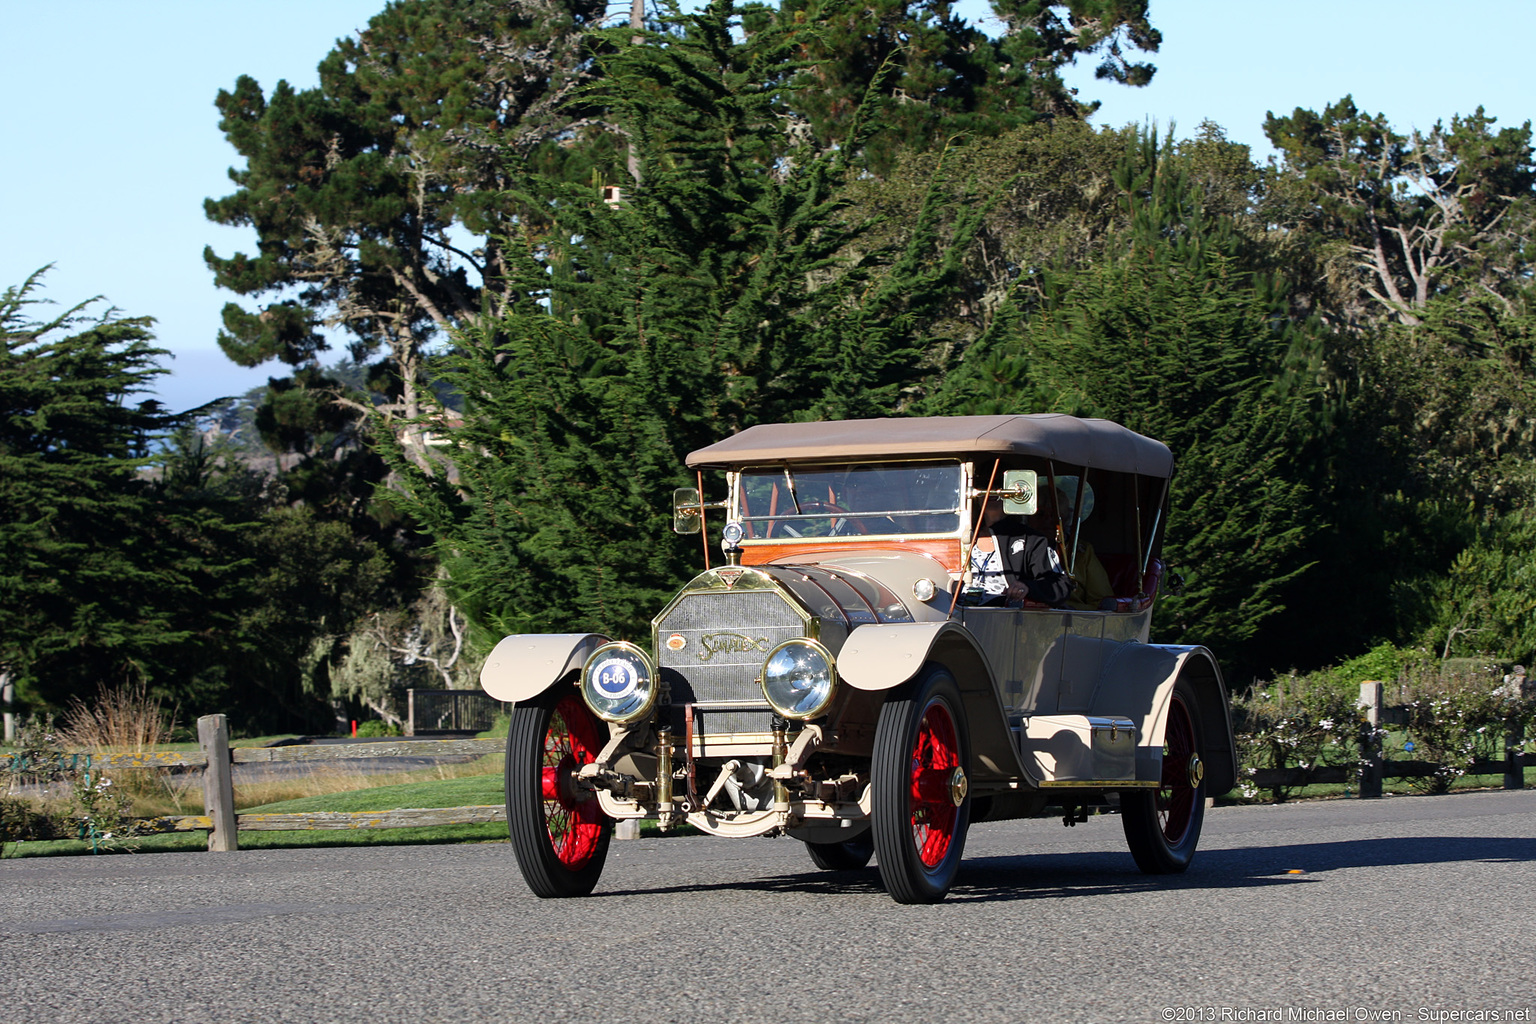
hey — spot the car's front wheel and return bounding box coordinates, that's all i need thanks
[871,664,971,903]
[506,690,612,897]
[1121,676,1206,873]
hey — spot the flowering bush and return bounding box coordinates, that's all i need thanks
[1231,678,1366,802]
[2,723,140,851]
[1397,657,1531,792]
[1231,649,1534,801]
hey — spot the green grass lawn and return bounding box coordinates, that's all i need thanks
[242,772,505,814]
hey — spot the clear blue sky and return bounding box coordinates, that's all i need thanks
[3,1,1531,413]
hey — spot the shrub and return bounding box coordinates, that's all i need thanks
[1232,676,1366,801]
[1,747,139,851]
[1396,657,1521,792]
[355,719,402,738]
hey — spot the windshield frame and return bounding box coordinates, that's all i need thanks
[731,459,967,545]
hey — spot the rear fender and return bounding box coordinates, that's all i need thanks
[479,633,612,704]
[1098,644,1236,794]
[839,621,1035,785]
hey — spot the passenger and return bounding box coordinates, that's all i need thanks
[1046,486,1116,611]
[964,499,1071,606]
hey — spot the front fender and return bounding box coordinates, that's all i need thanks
[479,633,612,704]
[839,620,980,691]
[838,621,1035,786]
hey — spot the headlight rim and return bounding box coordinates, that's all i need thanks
[580,640,658,724]
[759,637,838,721]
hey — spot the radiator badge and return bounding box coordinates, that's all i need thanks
[666,633,687,652]
[697,632,772,662]
[716,568,746,589]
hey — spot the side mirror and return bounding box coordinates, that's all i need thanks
[673,487,703,534]
[1001,470,1037,516]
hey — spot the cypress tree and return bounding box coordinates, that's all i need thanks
[933,132,1324,675]
[388,0,989,644]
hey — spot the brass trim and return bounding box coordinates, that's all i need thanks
[656,726,675,827]
[650,566,817,655]
[580,641,659,724]
[948,766,969,807]
[1187,753,1205,788]
[730,458,969,546]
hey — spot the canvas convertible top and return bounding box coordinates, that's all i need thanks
[685,414,1175,478]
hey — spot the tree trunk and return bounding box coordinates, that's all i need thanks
[627,0,644,186]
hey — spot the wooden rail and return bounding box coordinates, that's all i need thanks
[1249,754,1532,790]
[231,738,501,763]
[1,715,507,852]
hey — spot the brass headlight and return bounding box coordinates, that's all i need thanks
[760,638,837,720]
[581,641,658,723]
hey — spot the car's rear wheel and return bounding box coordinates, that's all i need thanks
[1121,676,1206,873]
[506,690,612,897]
[871,665,971,903]
[805,831,875,871]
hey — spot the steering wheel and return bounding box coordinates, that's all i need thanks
[775,500,869,538]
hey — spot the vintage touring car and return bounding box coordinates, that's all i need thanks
[481,414,1236,903]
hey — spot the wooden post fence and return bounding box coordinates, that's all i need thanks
[1358,681,1384,799]
[1506,727,1526,791]
[7,693,1530,855]
[198,714,236,851]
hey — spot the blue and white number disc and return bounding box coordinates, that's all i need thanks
[593,658,639,700]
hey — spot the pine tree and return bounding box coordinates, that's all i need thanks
[765,0,1159,174]
[205,0,610,477]
[0,271,199,709]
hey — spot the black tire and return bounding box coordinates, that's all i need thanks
[871,665,971,903]
[506,689,612,898]
[805,831,875,871]
[1121,676,1207,873]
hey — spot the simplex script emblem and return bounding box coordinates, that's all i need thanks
[696,632,772,662]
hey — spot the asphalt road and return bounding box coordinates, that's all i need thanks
[3,790,1533,1024]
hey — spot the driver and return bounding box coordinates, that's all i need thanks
[964,498,1070,606]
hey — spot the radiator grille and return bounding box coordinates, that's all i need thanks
[656,589,805,735]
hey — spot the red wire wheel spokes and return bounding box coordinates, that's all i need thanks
[540,695,605,870]
[1156,692,1197,845]
[908,700,961,868]
[872,665,971,903]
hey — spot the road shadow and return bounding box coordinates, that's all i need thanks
[943,834,1536,903]
[595,835,1536,902]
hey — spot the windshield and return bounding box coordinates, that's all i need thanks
[737,461,963,540]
